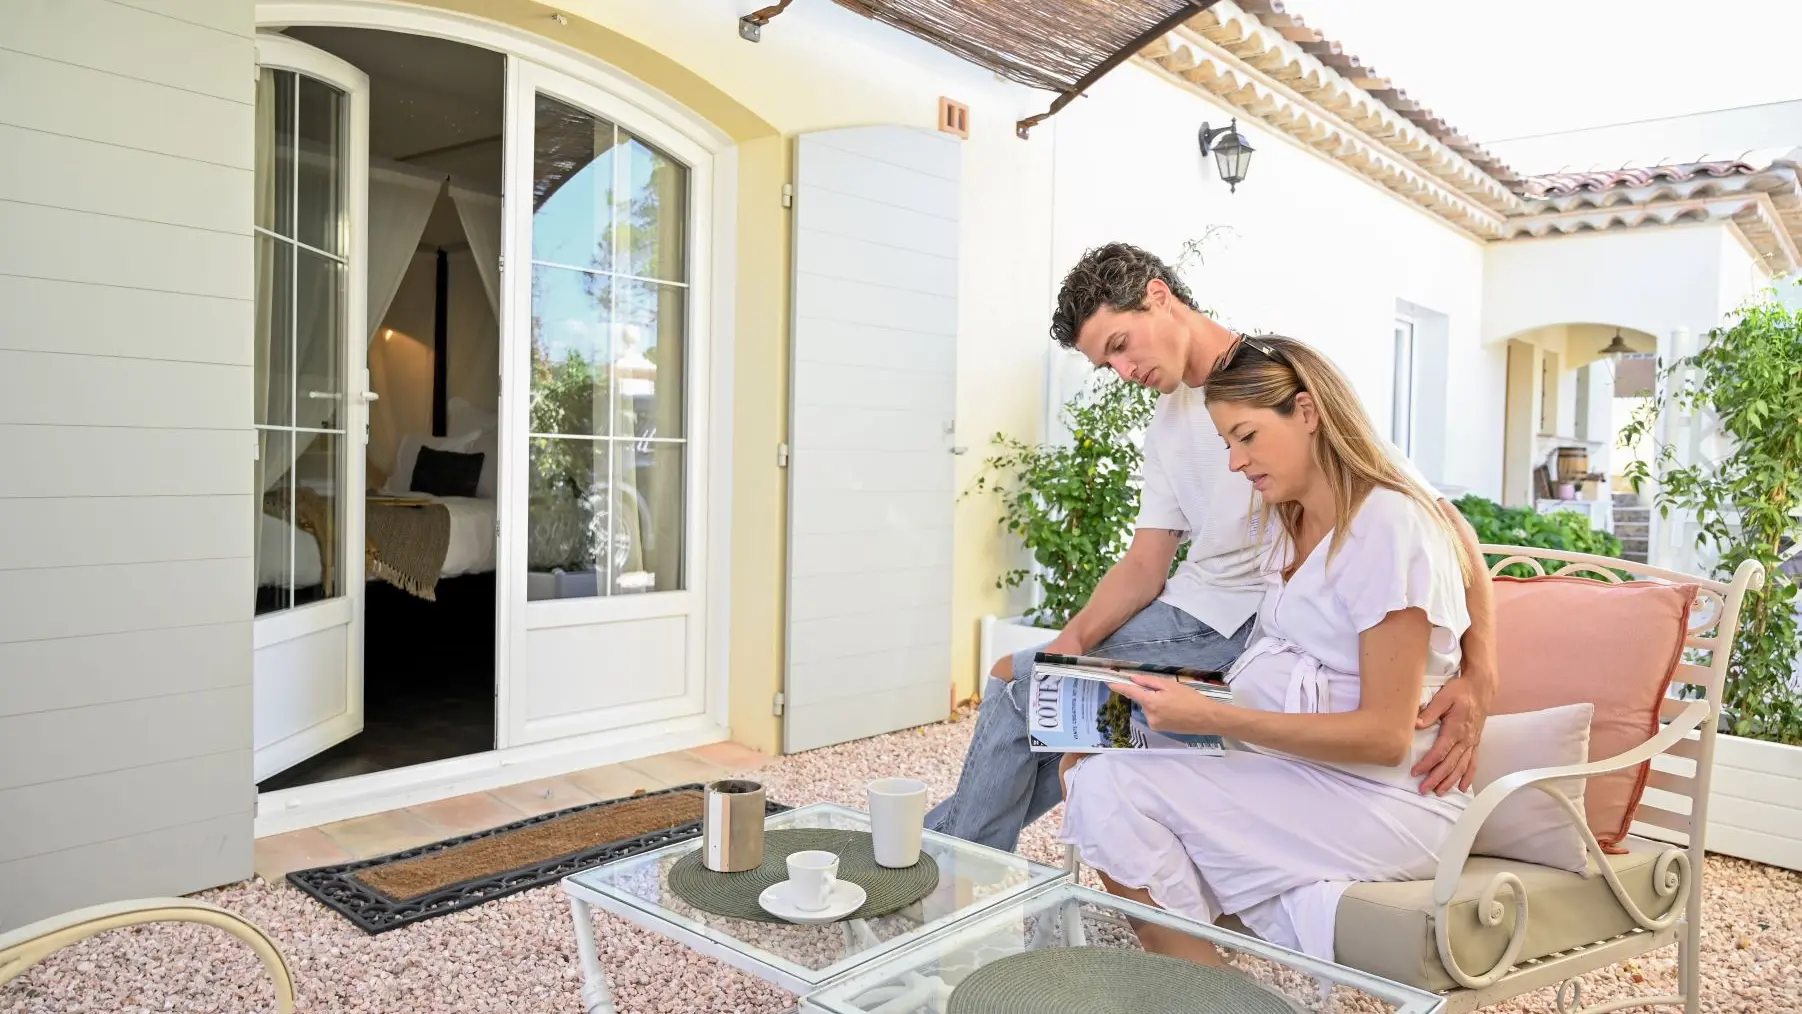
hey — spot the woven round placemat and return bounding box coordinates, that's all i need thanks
[945,947,1301,1014]
[666,828,938,923]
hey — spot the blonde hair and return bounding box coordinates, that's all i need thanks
[1203,334,1474,584]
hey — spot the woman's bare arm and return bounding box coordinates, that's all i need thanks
[1118,607,1431,767]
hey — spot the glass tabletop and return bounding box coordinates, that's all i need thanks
[800,882,1447,1014]
[563,802,1068,988]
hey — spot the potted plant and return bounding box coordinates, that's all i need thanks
[1622,287,1802,871]
[970,371,1168,668]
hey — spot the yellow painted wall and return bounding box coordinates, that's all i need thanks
[724,133,793,754]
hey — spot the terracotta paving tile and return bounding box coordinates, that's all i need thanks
[488,775,598,818]
[565,763,660,801]
[253,827,354,881]
[621,750,729,788]
[688,740,771,772]
[317,808,444,860]
[406,791,527,838]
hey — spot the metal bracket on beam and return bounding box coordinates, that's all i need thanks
[739,0,795,42]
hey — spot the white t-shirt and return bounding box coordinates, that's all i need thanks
[1135,382,1440,636]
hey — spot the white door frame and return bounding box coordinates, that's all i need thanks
[501,57,714,747]
[252,0,740,834]
[251,32,372,782]
[1391,312,1417,457]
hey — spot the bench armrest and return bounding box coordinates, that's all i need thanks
[1427,699,1707,990]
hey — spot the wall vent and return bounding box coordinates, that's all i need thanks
[938,97,969,139]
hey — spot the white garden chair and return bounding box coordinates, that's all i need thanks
[1064,544,1764,1014]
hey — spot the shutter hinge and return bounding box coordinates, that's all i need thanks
[772,691,785,716]
[777,442,790,468]
[781,183,793,209]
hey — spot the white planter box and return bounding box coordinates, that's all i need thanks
[977,614,1060,680]
[1705,734,1802,872]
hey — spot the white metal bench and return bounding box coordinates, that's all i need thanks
[1064,543,1763,1014]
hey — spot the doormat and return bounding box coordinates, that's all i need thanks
[285,784,793,935]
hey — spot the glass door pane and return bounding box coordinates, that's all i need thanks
[1391,318,1415,455]
[526,93,688,601]
[254,66,350,615]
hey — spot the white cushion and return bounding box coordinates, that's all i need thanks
[1470,702,1594,873]
[386,429,480,496]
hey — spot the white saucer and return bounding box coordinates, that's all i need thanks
[757,879,867,925]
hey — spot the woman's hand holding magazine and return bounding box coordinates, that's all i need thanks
[1025,653,1235,754]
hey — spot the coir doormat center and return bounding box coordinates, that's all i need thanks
[286,784,792,934]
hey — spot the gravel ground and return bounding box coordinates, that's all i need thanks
[5,710,1799,1013]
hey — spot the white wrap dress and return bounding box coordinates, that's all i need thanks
[1057,487,1474,960]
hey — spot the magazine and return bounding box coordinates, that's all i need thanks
[1025,653,1234,755]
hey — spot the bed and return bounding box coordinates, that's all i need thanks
[255,493,495,590]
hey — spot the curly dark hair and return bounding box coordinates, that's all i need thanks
[1049,242,1199,350]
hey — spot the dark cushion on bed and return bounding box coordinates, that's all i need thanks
[411,446,484,498]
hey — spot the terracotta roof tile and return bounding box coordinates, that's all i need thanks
[1518,160,1763,198]
[1231,0,1523,186]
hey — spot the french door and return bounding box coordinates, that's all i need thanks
[498,60,711,747]
[250,33,371,782]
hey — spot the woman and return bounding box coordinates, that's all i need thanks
[1057,333,1476,967]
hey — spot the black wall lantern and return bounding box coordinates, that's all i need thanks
[1198,118,1254,192]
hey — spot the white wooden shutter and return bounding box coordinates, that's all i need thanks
[784,126,960,753]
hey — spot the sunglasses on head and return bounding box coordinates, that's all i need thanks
[1216,333,1284,373]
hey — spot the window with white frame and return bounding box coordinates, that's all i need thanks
[1391,315,1416,453]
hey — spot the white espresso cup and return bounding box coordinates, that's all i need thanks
[785,849,840,912]
[867,777,929,868]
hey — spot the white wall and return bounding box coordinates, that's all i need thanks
[1484,225,1742,345]
[1046,62,1499,499]
[1717,228,1770,320]
[0,0,256,930]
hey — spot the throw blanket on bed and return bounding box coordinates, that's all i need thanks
[262,486,337,596]
[366,501,452,601]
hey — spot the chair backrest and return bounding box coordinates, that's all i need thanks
[1479,544,1764,855]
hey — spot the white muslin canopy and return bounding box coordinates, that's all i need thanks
[367,159,447,342]
[449,183,502,319]
[362,159,452,467]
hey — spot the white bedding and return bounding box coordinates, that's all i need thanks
[256,495,497,589]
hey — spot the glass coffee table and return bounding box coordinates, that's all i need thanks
[800,882,1448,1013]
[561,802,1067,1014]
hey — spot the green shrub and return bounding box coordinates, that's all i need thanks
[1453,493,1625,579]
[1621,288,1802,745]
[970,372,1176,629]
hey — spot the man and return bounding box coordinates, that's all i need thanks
[923,242,1497,853]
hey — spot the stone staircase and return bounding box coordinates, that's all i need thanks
[1613,492,1651,563]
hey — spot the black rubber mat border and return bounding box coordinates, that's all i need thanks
[285,783,793,935]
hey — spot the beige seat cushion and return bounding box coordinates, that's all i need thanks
[1333,836,1679,993]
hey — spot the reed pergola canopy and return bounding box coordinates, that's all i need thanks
[742,0,1222,137]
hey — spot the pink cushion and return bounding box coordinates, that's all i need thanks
[1491,576,1696,851]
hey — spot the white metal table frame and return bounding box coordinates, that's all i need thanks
[560,802,1069,1014]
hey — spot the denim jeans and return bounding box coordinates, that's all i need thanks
[923,601,1255,853]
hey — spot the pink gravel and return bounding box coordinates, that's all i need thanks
[5,710,1799,1013]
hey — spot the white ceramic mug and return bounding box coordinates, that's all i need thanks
[785,849,839,912]
[867,777,929,868]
